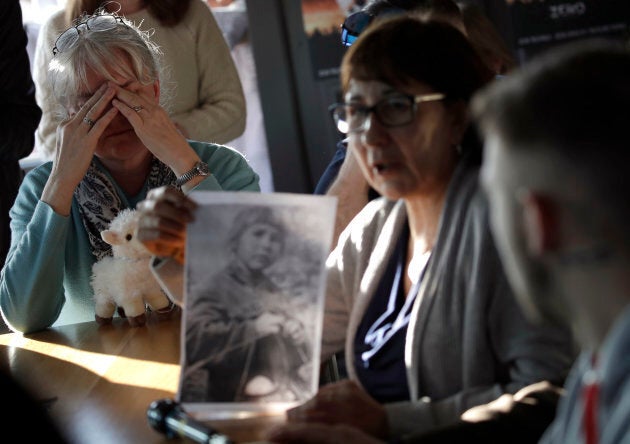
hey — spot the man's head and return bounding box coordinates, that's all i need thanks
[473,40,630,326]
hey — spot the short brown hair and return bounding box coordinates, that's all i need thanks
[472,39,630,227]
[341,16,492,101]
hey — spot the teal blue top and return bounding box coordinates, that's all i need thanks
[0,141,260,333]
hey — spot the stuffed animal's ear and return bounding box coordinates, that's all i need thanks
[101,229,121,246]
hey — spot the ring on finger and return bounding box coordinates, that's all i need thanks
[83,117,95,128]
[132,105,143,112]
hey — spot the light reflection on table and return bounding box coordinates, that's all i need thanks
[0,314,285,443]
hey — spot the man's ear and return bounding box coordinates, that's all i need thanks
[153,79,160,101]
[519,190,559,255]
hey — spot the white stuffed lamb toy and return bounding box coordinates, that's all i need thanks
[91,208,172,327]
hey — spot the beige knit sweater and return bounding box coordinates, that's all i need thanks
[32,0,245,158]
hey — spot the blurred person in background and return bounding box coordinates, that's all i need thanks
[474,39,630,444]
[208,0,275,192]
[33,0,245,159]
[1,0,42,268]
[0,0,42,333]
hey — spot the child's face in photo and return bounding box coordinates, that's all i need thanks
[235,222,284,271]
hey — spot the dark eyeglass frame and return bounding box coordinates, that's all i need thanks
[329,93,446,134]
[52,14,127,56]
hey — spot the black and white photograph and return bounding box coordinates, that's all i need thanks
[178,192,336,418]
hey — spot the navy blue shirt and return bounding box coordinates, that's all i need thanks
[314,138,347,195]
[354,226,420,403]
[314,138,380,200]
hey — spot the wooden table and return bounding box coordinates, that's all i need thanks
[0,314,284,443]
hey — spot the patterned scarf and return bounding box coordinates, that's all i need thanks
[75,157,176,261]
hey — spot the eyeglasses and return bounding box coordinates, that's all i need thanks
[329,93,445,134]
[52,14,127,56]
[340,5,405,47]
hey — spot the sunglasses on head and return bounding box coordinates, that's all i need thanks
[340,4,406,47]
[52,13,128,56]
[340,10,374,47]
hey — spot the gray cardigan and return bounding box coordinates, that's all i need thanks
[322,160,576,437]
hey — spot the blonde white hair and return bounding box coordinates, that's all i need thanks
[48,9,168,111]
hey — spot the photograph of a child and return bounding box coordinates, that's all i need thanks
[178,192,335,413]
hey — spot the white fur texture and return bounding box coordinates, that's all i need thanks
[91,209,170,321]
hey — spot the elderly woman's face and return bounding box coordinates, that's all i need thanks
[66,63,158,162]
[346,79,465,201]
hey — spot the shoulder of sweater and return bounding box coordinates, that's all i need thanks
[188,140,245,161]
[449,160,481,196]
[353,198,399,226]
[340,198,404,248]
[363,197,401,220]
[34,12,65,79]
[23,161,53,187]
[439,161,484,224]
[127,0,215,30]
[189,139,231,151]
[13,162,52,211]
[188,0,215,15]
[47,8,66,25]
[180,0,221,33]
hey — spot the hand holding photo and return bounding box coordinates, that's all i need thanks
[178,192,336,419]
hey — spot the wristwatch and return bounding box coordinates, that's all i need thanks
[174,161,209,188]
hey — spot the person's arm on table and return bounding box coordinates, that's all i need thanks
[1,86,118,333]
[266,381,564,444]
[2,173,77,333]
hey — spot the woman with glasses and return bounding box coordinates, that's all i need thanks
[33,0,245,160]
[0,9,259,334]
[274,16,574,441]
[136,15,575,442]
[314,0,467,245]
